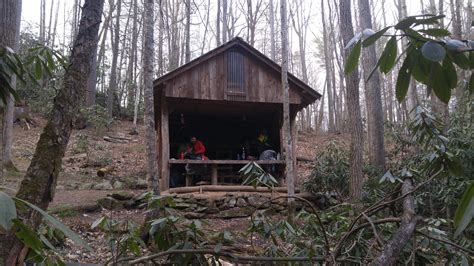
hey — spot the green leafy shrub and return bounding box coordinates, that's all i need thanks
[73,134,89,154]
[303,140,377,198]
[79,104,112,133]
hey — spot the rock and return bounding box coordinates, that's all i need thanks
[203,207,220,214]
[79,182,94,190]
[97,197,124,210]
[129,178,147,189]
[228,198,237,208]
[94,180,114,190]
[184,212,206,219]
[113,180,124,189]
[247,196,268,209]
[214,207,253,219]
[109,191,135,201]
[196,207,208,213]
[236,197,247,207]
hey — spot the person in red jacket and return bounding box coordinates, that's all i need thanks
[185,136,207,160]
[184,136,208,184]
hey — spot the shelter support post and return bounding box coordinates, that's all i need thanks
[160,92,170,191]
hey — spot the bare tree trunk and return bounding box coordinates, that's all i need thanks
[107,0,121,118]
[216,0,221,46]
[51,0,60,48]
[40,0,46,43]
[269,0,276,61]
[280,0,295,214]
[185,0,191,63]
[339,0,364,201]
[0,0,104,262]
[222,0,228,43]
[143,0,160,195]
[0,0,22,176]
[321,0,335,132]
[126,0,138,110]
[157,0,164,75]
[358,0,385,171]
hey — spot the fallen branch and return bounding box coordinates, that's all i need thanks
[103,136,128,144]
[296,156,313,162]
[370,178,419,266]
[416,230,474,256]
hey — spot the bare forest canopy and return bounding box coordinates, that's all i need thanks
[18,0,472,130]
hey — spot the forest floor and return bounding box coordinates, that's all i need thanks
[1,116,350,263]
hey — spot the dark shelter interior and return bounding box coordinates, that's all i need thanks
[167,99,283,186]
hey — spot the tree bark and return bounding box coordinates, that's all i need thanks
[143,0,160,195]
[0,0,104,263]
[0,0,22,177]
[280,0,295,213]
[216,0,221,46]
[107,0,121,118]
[339,0,364,201]
[222,0,228,43]
[185,0,191,63]
[370,179,419,265]
[358,0,386,171]
[321,0,335,132]
[126,0,138,111]
[269,0,276,61]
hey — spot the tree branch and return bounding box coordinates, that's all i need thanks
[416,230,474,256]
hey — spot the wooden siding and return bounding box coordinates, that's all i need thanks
[164,50,302,104]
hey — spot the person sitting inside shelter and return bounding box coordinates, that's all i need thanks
[184,136,208,184]
[184,136,207,160]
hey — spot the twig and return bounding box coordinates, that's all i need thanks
[334,217,401,258]
[416,230,474,256]
[362,212,383,247]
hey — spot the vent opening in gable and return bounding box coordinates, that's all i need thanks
[227,51,245,98]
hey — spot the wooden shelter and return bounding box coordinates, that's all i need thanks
[154,37,321,191]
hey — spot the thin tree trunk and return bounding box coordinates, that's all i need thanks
[143,0,160,195]
[0,0,104,263]
[339,0,364,201]
[40,0,46,43]
[0,0,22,176]
[185,0,191,63]
[358,0,385,171]
[216,0,221,46]
[321,0,335,132]
[269,0,276,61]
[157,0,164,75]
[222,0,228,43]
[107,0,121,117]
[280,0,295,214]
[126,0,138,110]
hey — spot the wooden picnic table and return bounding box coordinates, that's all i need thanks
[169,159,285,186]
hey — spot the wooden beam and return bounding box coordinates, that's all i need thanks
[160,92,170,191]
[166,185,300,194]
[211,165,218,185]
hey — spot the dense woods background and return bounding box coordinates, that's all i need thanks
[0,0,473,264]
